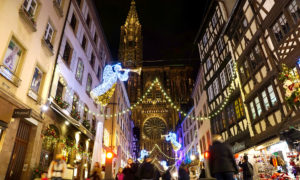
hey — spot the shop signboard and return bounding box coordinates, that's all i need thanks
[232,142,245,154]
[12,109,31,118]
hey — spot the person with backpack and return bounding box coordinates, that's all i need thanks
[238,155,253,180]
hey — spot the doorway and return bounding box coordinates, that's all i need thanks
[5,120,31,180]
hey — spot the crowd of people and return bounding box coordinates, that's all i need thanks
[44,134,253,180]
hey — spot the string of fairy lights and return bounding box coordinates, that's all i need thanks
[55,61,237,125]
[174,61,238,162]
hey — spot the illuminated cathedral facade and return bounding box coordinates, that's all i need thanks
[119,0,195,160]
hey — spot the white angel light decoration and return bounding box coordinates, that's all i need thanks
[90,63,130,106]
[165,132,181,151]
[138,149,149,163]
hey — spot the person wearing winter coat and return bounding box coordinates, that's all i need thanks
[238,155,253,180]
[116,167,124,180]
[139,156,157,180]
[89,162,102,180]
[209,134,238,180]
[123,158,138,180]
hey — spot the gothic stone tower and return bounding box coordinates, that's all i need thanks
[119,0,142,104]
[119,1,195,161]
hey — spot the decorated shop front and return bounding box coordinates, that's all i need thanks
[234,138,297,179]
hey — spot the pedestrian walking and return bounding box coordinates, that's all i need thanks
[208,134,238,180]
[47,154,67,180]
[123,158,138,180]
[89,162,102,180]
[139,156,156,180]
[116,167,124,180]
[238,155,253,180]
[178,163,190,180]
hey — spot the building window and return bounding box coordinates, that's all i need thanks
[75,59,84,83]
[213,79,219,96]
[94,33,98,45]
[268,85,278,106]
[30,66,43,94]
[83,105,88,121]
[220,69,227,89]
[250,101,256,119]
[86,14,91,27]
[81,35,87,51]
[288,0,300,23]
[44,22,54,45]
[2,39,23,73]
[255,97,262,116]
[62,41,73,65]
[97,66,101,79]
[90,53,95,69]
[212,13,217,27]
[203,32,208,46]
[217,38,224,54]
[226,60,234,80]
[72,93,79,111]
[227,103,235,125]
[70,13,77,32]
[55,81,64,98]
[272,14,290,42]
[206,59,212,71]
[86,74,92,93]
[22,0,38,16]
[262,90,270,110]
[208,85,214,102]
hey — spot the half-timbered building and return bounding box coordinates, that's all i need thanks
[195,0,251,152]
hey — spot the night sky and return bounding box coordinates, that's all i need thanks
[94,0,209,61]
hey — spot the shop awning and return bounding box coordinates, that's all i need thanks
[50,102,95,140]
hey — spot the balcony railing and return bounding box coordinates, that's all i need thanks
[0,65,21,87]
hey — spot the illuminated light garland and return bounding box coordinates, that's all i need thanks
[54,61,237,121]
[148,144,178,160]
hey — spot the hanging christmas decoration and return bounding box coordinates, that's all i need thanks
[138,149,149,162]
[163,132,181,151]
[279,63,300,106]
[90,63,130,106]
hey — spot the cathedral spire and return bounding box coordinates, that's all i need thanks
[118,0,142,67]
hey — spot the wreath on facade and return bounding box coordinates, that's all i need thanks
[55,95,69,109]
[42,126,59,149]
[279,64,300,106]
[70,109,81,121]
